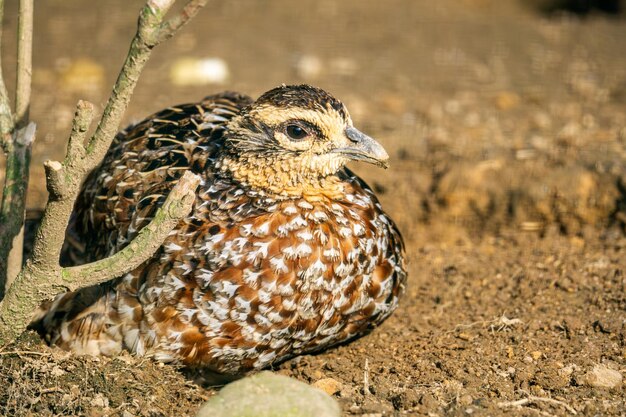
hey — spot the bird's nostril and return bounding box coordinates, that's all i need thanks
[345,127,362,143]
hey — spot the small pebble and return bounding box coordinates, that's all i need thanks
[457,332,473,341]
[585,365,623,389]
[313,378,343,396]
[89,393,109,408]
[196,371,340,417]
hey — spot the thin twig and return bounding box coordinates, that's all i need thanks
[63,101,93,169]
[39,387,63,394]
[156,0,209,44]
[0,0,14,144]
[446,314,523,334]
[15,0,33,127]
[0,350,50,356]
[363,358,371,395]
[498,395,577,415]
[44,101,94,200]
[498,399,556,417]
[85,0,201,159]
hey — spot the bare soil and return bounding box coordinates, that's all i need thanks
[1,0,625,416]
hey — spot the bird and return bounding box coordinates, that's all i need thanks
[31,84,407,375]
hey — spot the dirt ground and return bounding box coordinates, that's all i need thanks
[0,0,625,416]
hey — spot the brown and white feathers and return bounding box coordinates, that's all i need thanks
[32,84,407,375]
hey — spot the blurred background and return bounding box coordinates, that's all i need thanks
[0,0,624,237]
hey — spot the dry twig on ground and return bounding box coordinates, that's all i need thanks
[498,394,578,416]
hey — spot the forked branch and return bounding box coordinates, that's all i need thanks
[0,0,208,345]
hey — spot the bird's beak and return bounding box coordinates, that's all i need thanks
[333,127,390,168]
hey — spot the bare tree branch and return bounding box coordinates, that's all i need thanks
[85,0,186,159]
[64,100,92,167]
[0,171,200,343]
[0,0,208,345]
[62,171,200,291]
[0,0,15,145]
[15,0,33,127]
[30,0,205,273]
[156,0,208,44]
[42,101,94,201]
[2,123,35,290]
[0,0,35,299]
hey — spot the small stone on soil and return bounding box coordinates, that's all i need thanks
[313,378,343,396]
[195,371,341,417]
[585,365,623,389]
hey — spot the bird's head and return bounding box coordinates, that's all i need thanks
[219,84,389,198]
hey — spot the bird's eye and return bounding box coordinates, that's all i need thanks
[285,124,309,140]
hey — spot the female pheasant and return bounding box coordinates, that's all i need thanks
[33,84,407,375]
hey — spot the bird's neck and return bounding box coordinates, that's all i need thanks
[217,154,345,201]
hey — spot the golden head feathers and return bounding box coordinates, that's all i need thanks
[219,85,389,197]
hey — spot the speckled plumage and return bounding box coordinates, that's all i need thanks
[33,85,407,375]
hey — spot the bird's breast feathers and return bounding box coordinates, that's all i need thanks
[129,176,405,372]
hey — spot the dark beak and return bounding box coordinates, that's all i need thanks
[333,127,390,168]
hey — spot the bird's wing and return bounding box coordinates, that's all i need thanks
[61,92,253,266]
